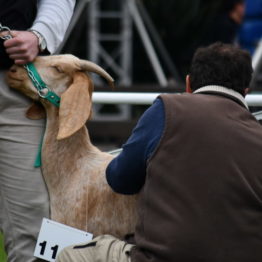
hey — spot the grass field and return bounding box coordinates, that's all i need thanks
[0,233,7,262]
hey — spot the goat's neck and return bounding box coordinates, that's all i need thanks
[41,106,101,184]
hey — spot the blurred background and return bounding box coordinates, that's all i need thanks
[58,0,262,149]
[2,1,262,259]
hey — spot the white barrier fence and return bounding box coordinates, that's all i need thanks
[93,92,262,107]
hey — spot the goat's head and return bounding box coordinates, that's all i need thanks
[6,54,114,140]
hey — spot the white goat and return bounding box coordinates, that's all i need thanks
[7,55,138,238]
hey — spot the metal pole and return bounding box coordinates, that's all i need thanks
[88,0,100,63]
[136,0,182,83]
[127,0,168,86]
[121,0,133,85]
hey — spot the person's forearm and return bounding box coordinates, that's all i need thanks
[31,0,75,54]
[106,98,165,194]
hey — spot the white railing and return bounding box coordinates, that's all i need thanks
[246,94,262,106]
[93,92,262,107]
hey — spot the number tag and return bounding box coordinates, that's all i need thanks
[34,218,93,261]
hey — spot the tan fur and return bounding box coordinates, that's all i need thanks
[7,55,138,237]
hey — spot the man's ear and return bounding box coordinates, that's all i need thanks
[186,75,193,93]
[244,88,250,97]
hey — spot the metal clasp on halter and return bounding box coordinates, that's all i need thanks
[37,88,50,98]
[0,23,12,40]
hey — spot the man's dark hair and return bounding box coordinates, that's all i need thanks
[189,42,253,95]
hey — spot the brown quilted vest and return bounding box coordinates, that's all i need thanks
[131,92,262,262]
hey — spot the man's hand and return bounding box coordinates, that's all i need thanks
[3,31,39,65]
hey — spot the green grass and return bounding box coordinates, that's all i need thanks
[0,233,7,262]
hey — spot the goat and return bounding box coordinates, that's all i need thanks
[6,55,138,238]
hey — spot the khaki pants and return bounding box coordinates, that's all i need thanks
[56,235,134,262]
[0,71,49,262]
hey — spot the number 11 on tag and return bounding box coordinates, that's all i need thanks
[34,218,93,261]
[38,241,58,259]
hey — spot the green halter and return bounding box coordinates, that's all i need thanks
[24,62,61,107]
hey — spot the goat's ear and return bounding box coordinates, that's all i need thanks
[57,72,93,140]
[26,103,46,119]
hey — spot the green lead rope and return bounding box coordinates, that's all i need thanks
[24,62,61,167]
[34,134,44,168]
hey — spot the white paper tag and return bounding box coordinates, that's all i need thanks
[34,218,93,261]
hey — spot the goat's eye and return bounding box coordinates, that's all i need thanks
[52,66,64,74]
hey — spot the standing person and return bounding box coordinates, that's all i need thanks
[0,0,75,261]
[203,0,246,45]
[57,42,262,262]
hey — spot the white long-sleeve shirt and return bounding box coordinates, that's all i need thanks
[31,0,75,54]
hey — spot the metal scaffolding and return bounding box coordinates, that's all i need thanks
[57,0,182,120]
[58,0,181,86]
[88,0,133,86]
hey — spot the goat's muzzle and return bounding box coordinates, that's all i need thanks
[6,65,26,87]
